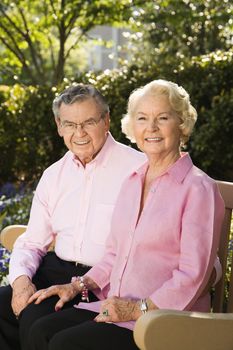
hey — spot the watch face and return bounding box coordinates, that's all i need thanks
[140,299,148,313]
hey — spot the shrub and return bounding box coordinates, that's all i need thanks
[0,49,232,183]
[0,246,10,286]
[0,182,34,285]
[0,85,64,185]
[0,182,34,230]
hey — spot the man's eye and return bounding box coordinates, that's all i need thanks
[65,122,75,127]
[85,120,95,126]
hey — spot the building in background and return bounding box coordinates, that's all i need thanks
[87,25,128,71]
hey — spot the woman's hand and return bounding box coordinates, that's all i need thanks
[94,296,141,323]
[28,282,80,311]
[12,275,37,318]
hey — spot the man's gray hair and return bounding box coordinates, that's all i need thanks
[52,84,109,118]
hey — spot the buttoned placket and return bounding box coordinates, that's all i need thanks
[114,175,143,296]
[115,173,161,296]
[73,163,96,261]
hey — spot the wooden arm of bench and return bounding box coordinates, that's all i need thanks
[0,225,27,251]
[0,225,55,251]
[134,309,233,350]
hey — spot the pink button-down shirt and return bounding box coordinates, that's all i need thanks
[78,153,225,330]
[8,134,145,284]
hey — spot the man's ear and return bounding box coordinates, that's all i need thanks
[103,113,110,132]
[55,117,63,137]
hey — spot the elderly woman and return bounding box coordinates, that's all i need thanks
[27,79,224,350]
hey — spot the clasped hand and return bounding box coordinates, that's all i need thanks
[94,296,140,323]
[28,283,80,311]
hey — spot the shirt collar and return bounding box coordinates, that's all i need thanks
[133,152,193,184]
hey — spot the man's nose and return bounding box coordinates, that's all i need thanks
[74,123,86,135]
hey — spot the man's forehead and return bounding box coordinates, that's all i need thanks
[58,100,102,121]
[59,99,100,113]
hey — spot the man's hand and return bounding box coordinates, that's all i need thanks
[28,283,80,311]
[11,275,36,318]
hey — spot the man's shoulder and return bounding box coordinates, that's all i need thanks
[43,151,72,176]
[106,141,146,174]
[113,140,145,160]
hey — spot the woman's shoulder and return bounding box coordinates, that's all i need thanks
[186,163,217,193]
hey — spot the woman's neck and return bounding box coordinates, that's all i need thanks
[146,151,181,179]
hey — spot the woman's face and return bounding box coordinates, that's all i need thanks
[132,94,181,159]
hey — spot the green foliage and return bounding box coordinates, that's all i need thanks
[0,182,34,285]
[0,184,33,230]
[0,50,232,184]
[127,0,233,67]
[0,85,65,184]
[0,0,134,86]
[175,51,233,180]
[0,246,10,286]
[79,50,233,181]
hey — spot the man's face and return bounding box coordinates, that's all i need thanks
[56,98,110,165]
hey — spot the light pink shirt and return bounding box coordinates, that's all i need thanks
[8,134,145,284]
[78,153,225,330]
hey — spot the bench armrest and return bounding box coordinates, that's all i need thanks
[0,225,27,251]
[134,309,233,350]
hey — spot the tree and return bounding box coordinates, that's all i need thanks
[0,0,134,86]
[127,0,233,67]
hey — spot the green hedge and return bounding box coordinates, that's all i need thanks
[0,49,232,185]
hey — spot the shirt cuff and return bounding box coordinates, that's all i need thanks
[213,256,222,286]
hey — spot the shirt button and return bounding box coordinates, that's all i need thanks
[151,188,156,193]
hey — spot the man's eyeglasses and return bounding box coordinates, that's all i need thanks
[60,115,103,133]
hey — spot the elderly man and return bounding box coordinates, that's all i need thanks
[0,84,145,350]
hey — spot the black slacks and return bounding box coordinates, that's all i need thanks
[0,252,97,350]
[27,307,139,350]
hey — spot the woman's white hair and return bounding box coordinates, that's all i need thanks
[121,79,197,146]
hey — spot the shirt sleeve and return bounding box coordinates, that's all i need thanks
[149,179,224,310]
[85,210,119,291]
[8,173,54,285]
[213,256,222,286]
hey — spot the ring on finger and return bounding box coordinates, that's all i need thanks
[102,309,109,316]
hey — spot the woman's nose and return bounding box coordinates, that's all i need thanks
[148,119,159,130]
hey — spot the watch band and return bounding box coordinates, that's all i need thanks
[140,299,148,314]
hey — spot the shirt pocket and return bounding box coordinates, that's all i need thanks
[90,204,115,245]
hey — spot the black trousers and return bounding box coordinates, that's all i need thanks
[0,252,97,350]
[27,308,139,350]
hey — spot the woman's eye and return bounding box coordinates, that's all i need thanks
[159,115,168,121]
[137,116,146,121]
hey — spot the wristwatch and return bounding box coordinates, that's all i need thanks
[140,299,148,314]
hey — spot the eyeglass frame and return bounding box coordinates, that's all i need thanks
[58,114,105,133]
